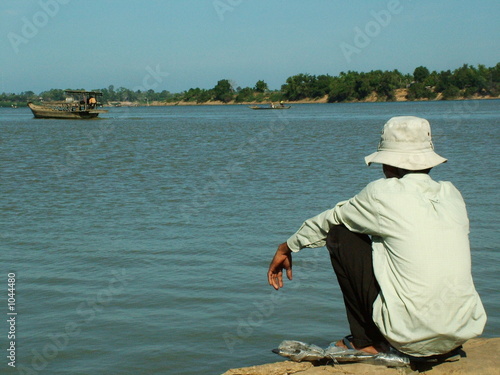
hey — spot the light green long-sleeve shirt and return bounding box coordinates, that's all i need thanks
[287,173,486,356]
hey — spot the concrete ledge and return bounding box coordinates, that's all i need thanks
[222,338,499,375]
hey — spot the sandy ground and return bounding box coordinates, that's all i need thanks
[222,338,500,375]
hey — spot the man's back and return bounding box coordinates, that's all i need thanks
[361,174,487,356]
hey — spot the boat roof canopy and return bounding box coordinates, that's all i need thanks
[65,90,103,96]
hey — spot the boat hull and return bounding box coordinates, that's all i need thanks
[27,102,107,119]
[249,105,291,110]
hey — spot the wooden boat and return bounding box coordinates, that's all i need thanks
[27,90,108,119]
[249,105,291,110]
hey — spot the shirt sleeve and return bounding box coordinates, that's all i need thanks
[286,181,381,252]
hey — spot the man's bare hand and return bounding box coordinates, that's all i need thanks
[267,242,293,290]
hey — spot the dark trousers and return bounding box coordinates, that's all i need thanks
[326,225,386,348]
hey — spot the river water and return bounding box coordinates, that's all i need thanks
[1,100,498,374]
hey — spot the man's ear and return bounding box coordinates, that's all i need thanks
[383,164,400,178]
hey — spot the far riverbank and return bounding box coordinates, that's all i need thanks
[106,90,500,107]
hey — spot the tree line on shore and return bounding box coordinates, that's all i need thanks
[2,63,499,107]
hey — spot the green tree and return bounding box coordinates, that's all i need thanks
[254,80,268,93]
[452,64,474,89]
[441,85,461,100]
[157,90,171,101]
[328,73,356,102]
[213,79,234,103]
[197,89,214,103]
[184,88,203,102]
[328,71,370,102]
[268,90,284,102]
[435,70,453,93]
[311,74,334,98]
[364,70,402,101]
[235,87,255,103]
[39,88,65,101]
[115,87,132,101]
[423,71,439,87]
[353,73,371,100]
[491,62,500,82]
[281,73,315,101]
[413,66,430,83]
[488,63,500,95]
[407,82,436,100]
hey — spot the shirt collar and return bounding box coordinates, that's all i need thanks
[401,173,432,181]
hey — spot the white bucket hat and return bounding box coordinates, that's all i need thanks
[364,116,447,170]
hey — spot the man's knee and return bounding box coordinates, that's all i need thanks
[326,225,348,255]
[327,224,357,243]
[327,224,348,239]
[327,225,371,254]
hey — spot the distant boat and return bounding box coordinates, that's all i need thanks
[27,90,108,119]
[249,105,291,110]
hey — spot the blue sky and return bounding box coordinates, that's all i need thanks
[1,0,499,94]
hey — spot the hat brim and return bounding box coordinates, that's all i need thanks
[365,150,447,170]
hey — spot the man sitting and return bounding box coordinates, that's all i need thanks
[267,116,486,357]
